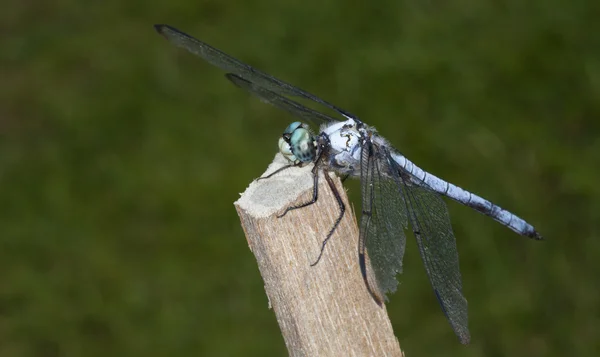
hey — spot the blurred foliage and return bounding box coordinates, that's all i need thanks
[1,0,599,356]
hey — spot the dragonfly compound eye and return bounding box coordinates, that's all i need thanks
[283,122,303,136]
[289,126,316,163]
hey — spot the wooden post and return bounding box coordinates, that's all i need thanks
[235,154,404,357]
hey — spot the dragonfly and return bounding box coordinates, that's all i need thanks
[154,24,543,344]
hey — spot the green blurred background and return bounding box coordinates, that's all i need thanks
[2,0,599,356]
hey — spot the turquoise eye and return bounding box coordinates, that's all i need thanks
[283,122,303,135]
[278,122,315,163]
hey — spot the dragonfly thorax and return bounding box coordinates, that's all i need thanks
[321,119,364,175]
[278,122,317,164]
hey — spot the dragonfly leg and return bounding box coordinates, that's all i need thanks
[256,162,301,181]
[310,171,346,266]
[276,163,320,218]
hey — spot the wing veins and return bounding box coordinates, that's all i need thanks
[225,74,337,127]
[154,24,359,123]
[385,150,470,344]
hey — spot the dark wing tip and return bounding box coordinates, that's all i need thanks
[359,253,385,307]
[153,24,166,34]
[154,24,178,37]
[367,284,384,307]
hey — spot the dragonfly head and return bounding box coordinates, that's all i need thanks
[278,122,316,164]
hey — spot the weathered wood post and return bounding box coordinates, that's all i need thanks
[235,154,403,356]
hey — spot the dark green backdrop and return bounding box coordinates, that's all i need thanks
[2,0,598,356]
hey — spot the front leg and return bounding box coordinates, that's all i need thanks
[256,162,302,181]
[277,163,320,218]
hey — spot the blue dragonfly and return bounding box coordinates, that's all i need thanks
[155,24,543,344]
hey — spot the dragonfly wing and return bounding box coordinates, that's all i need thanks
[154,24,359,123]
[226,74,337,128]
[358,139,408,304]
[385,149,470,344]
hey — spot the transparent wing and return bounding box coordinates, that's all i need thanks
[384,149,470,344]
[154,24,358,124]
[225,74,338,128]
[358,140,408,304]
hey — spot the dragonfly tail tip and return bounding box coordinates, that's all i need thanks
[530,231,544,240]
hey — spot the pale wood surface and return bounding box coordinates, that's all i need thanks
[235,154,404,357]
